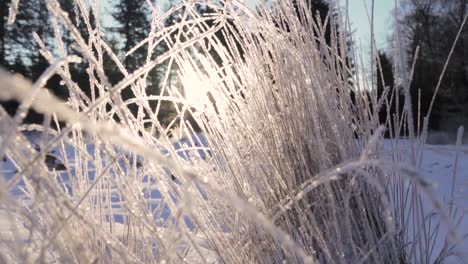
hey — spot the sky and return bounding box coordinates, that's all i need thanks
[103,1,395,40]
[345,0,395,58]
[103,0,395,65]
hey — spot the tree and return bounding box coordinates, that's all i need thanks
[399,0,468,131]
[292,0,332,42]
[0,0,70,124]
[0,0,8,66]
[376,50,405,137]
[109,0,151,72]
[107,0,157,124]
[436,0,468,131]
[2,0,37,76]
[290,0,356,87]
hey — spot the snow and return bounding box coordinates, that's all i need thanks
[0,131,208,221]
[0,131,219,262]
[1,133,467,262]
[383,139,468,263]
[417,144,468,263]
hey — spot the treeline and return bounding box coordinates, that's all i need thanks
[1,0,345,129]
[0,0,174,125]
[1,0,73,123]
[4,0,465,135]
[0,0,243,126]
[377,0,468,135]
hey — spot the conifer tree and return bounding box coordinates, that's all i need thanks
[109,0,151,72]
[0,0,8,66]
[376,50,405,137]
[1,0,56,123]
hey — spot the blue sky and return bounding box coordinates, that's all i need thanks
[103,0,395,62]
[346,0,395,53]
[103,1,394,38]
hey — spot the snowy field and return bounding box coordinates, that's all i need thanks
[0,131,218,262]
[2,0,467,261]
[1,132,467,263]
[384,139,468,263]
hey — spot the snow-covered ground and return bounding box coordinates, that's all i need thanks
[382,139,468,212]
[383,139,468,263]
[1,134,467,262]
[0,131,213,223]
[0,131,217,262]
[419,143,468,263]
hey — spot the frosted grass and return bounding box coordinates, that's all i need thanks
[0,0,466,263]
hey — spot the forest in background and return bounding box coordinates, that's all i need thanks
[1,1,467,262]
[1,0,467,136]
[376,0,468,137]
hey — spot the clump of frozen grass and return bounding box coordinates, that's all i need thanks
[0,0,466,263]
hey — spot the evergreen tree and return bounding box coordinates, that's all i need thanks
[0,0,8,67]
[0,0,68,123]
[376,51,404,137]
[3,0,39,76]
[109,0,151,72]
[290,0,355,81]
[58,0,80,55]
[292,0,331,42]
[107,0,155,123]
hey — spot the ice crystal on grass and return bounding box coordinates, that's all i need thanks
[0,0,466,263]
